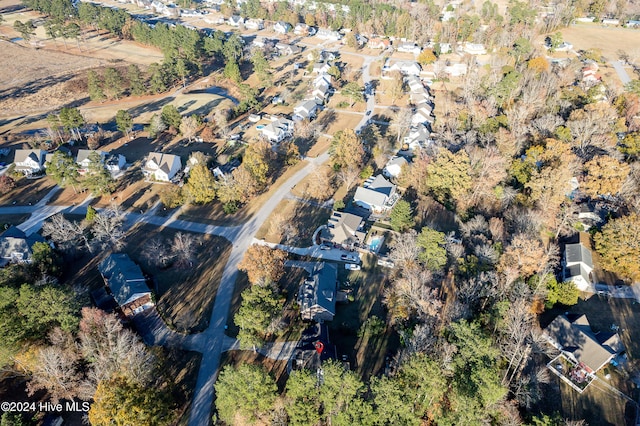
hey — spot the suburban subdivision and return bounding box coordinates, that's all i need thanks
[2,0,640,425]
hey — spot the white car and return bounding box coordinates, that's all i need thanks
[345,264,361,271]
[341,254,359,263]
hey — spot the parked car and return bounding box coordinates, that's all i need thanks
[341,254,358,263]
[345,263,361,270]
[320,245,331,250]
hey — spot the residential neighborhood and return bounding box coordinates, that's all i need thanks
[1,0,640,425]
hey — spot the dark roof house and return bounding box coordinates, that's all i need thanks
[563,243,594,292]
[98,254,153,317]
[544,313,624,374]
[0,226,46,267]
[297,262,338,322]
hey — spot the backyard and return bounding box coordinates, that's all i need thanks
[255,199,332,246]
[125,224,232,333]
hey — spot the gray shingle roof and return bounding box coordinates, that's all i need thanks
[565,243,593,268]
[98,254,149,307]
[298,262,338,318]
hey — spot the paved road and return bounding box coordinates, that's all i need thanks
[612,60,632,85]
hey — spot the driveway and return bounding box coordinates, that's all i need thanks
[612,60,632,85]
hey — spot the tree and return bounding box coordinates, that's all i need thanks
[528,56,550,73]
[224,59,242,83]
[371,376,421,425]
[327,65,341,81]
[161,105,182,130]
[89,377,174,426]
[115,110,133,137]
[336,166,359,191]
[31,241,61,277]
[285,369,322,425]
[416,227,447,271]
[595,213,640,281]
[238,245,287,285]
[582,155,630,197]
[417,49,436,65]
[42,213,92,254]
[0,175,15,195]
[45,151,81,192]
[330,129,364,170]
[243,139,274,187]
[392,108,413,146]
[13,20,35,42]
[79,308,154,386]
[498,233,546,280]
[425,148,472,205]
[180,115,199,142]
[127,64,146,96]
[548,32,563,52]
[234,284,281,349]
[158,185,184,208]
[87,70,105,101]
[317,360,368,424]
[84,152,115,195]
[388,70,404,104]
[184,163,216,204]
[172,232,199,267]
[58,107,85,141]
[63,22,81,49]
[546,277,579,306]
[214,364,277,424]
[92,205,125,250]
[16,284,79,336]
[341,82,364,106]
[390,199,414,232]
[148,114,166,138]
[250,49,272,87]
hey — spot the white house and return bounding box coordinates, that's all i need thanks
[76,149,106,173]
[274,21,292,34]
[412,107,434,126]
[383,60,421,77]
[105,153,127,173]
[462,42,487,55]
[396,42,421,55]
[311,81,331,101]
[403,124,431,151]
[260,117,294,143]
[312,62,332,75]
[316,28,342,41]
[228,15,244,26]
[13,149,46,175]
[563,243,594,292]
[353,175,398,213]
[444,63,467,77]
[244,18,264,30]
[410,91,432,106]
[294,23,315,35]
[275,42,301,55]
[383,156,409,178]
[313,73,332,87]
[143,152,182,182]
[293,99,318,121]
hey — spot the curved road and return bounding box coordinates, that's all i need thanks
[1,48,382,426]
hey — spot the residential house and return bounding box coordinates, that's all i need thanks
[293,99,318,121]
[383,156,409,178]
[260,117,294,143]
[312,62,332,75]
[355,34,368,46]
[0,226,46,267]
[410,91,432,107]
[212,158,240,180]
[275,42,301,56]
[577,202,606,230]
[582,63,601,85]
[313,73,332,88]
[367,38,390,49]
[244,18,264,30]
[252,36,276,49]
[13,149,46,175]
[383,60,421,77]
[353,174,399,213]
[248,113,262,123]
[98,253,153,317]
[602,18,620,26]
[294,23,312,36]
[396,42,421,55]
[323,211,366,248]
[405,75,424,93]
[563,243,594,292]
[444,63,467,77]
[76,149,106,173]
[105,153,127,174]
[462,42,487,55]
[44,146,72,166]
[143,152,182,182]
[403,124,431,151]
[543,313,624,376]
[228,15,244,26]
[311,81,331,102]
[274,21,292,34]
[412,106,434,126]
[316,28,342,41]
[297,262,338,322]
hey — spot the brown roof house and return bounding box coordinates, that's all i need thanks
[297,262,338,322]
[98,254,154,317]
[543,313,624,392]
[322,211,366,249]
[0,226,46,267]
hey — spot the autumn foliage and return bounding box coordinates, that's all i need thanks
[238,245,288,285]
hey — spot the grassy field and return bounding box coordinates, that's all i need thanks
[0,176,56,206]
[560,24,640,57]
[125,224,232,333]
[255,199,332,245]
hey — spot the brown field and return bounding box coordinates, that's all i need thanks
[306,135,331,158]
[560,24,640,56]
[0,175,56,206]
[322,111,363,135]
[126,224,232,333]
[162,349,202,426]
[255,199,332,245]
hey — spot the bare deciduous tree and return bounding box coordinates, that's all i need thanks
[173,232,199,267]
[142,237,171,268]
[93,205,125,250]
[42,213,92,254]
[389,230,420,266]
[336,166,360,191]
